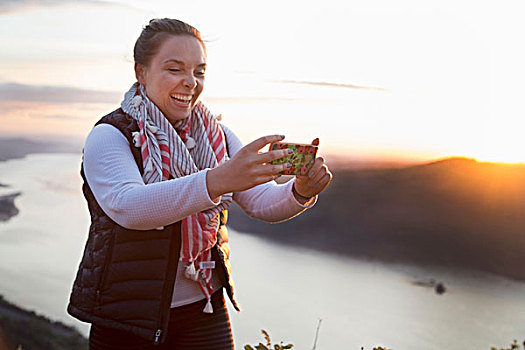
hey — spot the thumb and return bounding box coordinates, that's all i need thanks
[311,138,320,146]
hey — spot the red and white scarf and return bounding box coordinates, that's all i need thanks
[121,83,232,313]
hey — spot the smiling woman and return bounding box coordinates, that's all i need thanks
[65,18,332,350]
[133,21,207,123]
[135,35,206,122]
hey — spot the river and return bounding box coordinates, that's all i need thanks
[0,153,524,349]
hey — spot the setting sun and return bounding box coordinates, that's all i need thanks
[473,119,525,164]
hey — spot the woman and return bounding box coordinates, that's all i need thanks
[67,18,332,349]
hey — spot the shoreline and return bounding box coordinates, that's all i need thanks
[0,137,81,222]
[0,192,21,222]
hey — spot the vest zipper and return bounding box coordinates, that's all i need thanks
[154,222,181,345]
[154,329,162,345]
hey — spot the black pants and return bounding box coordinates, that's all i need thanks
[89,290,234,350]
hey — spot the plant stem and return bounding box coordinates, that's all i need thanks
[312,318,323,350]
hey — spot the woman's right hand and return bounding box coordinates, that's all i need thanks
[206,134,292,201]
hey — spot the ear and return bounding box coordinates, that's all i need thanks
[134,62,147,85]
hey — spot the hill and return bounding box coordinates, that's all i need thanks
[0,295,87,350]
[0,137,80,162]
[228,158,525,281]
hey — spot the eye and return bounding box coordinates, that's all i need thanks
[168,68,180,72]
[195,69,206,77]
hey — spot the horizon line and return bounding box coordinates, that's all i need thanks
[275,79,389,91]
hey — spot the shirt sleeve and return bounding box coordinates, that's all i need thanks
[221,125,317,222]
[83,123,219,230]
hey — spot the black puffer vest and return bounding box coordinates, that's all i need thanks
[67,108,239,344]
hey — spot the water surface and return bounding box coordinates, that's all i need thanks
[0,154,523,349]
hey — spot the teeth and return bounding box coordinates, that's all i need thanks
[171,94,192,103]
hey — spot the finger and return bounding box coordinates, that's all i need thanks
[302,172,332,197]
[252,162,291,176]
[307,175,331,193]
[295,158,322,180]
[244,135,285,153]
[311,138,320,146]
[257,148,293,163]
[317,172,333,188]
[309,165,329,185]
[306,157,325,178]
[317,169,333,187]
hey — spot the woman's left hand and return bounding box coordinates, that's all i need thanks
[293,153,333,204]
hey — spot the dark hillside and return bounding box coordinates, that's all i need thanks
[0,295,87,350]
[228,158,525,281]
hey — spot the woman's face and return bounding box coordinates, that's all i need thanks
[135,34,206,124]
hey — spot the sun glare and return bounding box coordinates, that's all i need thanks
[471,123,525,164]
[473,152,525,165]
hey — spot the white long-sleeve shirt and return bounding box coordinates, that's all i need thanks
[83,122,316,307]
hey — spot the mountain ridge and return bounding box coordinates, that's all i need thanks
[228,157,525,282]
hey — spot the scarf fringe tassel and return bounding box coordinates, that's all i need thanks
[203,299,213,313]
[184,262,199,281]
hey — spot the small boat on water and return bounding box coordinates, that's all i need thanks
[411,279,446,295]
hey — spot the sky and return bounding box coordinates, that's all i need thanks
[1,0,525,163]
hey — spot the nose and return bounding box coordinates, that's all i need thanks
[183,74,197,89]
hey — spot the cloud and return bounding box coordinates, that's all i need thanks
[0,0,126,15]
[28,113,89,120]
[203,96,302,104]
[0,82,121,104]
[276,79,389,91]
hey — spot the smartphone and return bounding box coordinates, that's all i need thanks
[269,142,318,175]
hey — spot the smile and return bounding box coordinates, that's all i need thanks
[171,93,192,106]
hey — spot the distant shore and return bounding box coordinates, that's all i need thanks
[0,137,81,162]
[0,137,81,222]
[0,192,20,222]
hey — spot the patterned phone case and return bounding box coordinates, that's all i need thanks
[269,142,318,175]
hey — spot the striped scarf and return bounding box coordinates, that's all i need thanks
[121,83,232,313]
